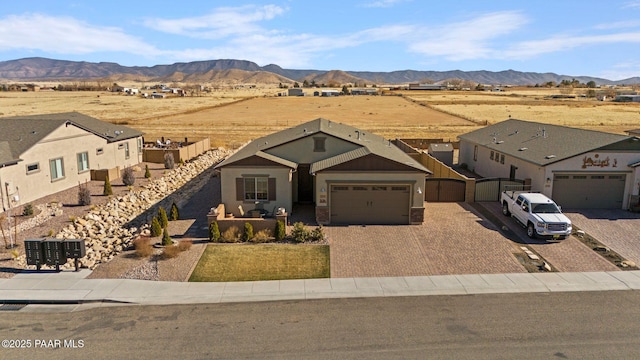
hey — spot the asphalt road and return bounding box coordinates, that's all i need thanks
[1,292,640,359]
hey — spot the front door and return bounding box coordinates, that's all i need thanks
[297,164,313,203]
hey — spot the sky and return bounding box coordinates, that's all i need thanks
[1,1,640,80]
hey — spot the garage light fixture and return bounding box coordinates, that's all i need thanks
[417,186,422,194]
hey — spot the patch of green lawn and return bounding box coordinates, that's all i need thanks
[189,244,330,282]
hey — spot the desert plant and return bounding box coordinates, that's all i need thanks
[158,207,169,228]
[122,167,135,186]
[144,164,151,178]
[169,202,180,221]
[251,229,272,243]
[177,239,193,252]
[162,226,172,246]
[242,222,254,242]
[47,229,55,237]
[275,220,286,242]
[150,216,162,237]
[208,221,221,242]
[133,237,153,258]
[291,222,310,243]
[22,204,34,216]
[78,184,92,205]
[221,226,240,243]
[160,245,180,259]
[164,152,175,169]
[310,225,325,242]
[103,175,113,196]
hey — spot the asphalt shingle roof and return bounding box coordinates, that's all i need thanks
[458,119,638,166]
[0,112,143,165]
[216,118,430,174]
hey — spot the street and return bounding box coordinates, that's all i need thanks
[1,291,640,359]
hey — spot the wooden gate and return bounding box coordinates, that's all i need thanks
[425,178,466,202]
[474,178,526,201]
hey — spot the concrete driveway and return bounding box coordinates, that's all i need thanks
[327,202,526,278]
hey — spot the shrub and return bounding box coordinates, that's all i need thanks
[162,226,173,246]
[310,225,325,242]
[158,207,169,228]
[78,184,92,205]
[177,240,192,252]
[150,216,162,237]
[242,222,254,242]
[164,152,175,169]
[275,220,286,242]
[160,245,180,259]
[169,202,179,221]
[251,229,272,243]
[208,221,221,242]
[103,175,113,196]
[47,229,55,237]
[221,226,240,243]
[22,204,34,216]
[122,167,135,186]
[144,164,152,179]
[133,237,153,258]
[291,222,310,243]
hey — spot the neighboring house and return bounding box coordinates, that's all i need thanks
[288,88,304,96]
[0,112,143,213]
[615,95,640,103]
[458,119,640,209]
[215,118,431,225]
[351,88,378,95]
[428,143,454,166]
[321,90,340,97]
[408,83,446,90]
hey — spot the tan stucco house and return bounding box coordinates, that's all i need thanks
[215,118,431,225]
[458,119,640,209]
[0,112,143,213]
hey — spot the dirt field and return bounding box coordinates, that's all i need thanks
[2,88,639,148]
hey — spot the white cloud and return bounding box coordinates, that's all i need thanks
[594,20,640,30]
[504,32,640,59]
[0,13,159,55]
[599,61,640,80]
[623,1,640,9]
[361,0,409,8]
[407,11,527,61]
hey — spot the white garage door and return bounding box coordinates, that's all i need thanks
[330,184,410,224]
[552,173,626,209]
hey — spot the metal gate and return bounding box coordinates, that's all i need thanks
[425,178,466,202]
[474,178,526,202]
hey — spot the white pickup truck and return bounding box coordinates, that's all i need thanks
[501,191,572,240]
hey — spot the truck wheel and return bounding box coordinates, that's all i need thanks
[527,222,536,239]
[502,202,510,216]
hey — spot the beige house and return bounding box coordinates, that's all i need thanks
[215,118,431,225]
[0,112,143,213]
[458,119,640,209]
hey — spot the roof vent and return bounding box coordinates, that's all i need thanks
[545,155,556,159]
[496,140,504,144]
[518,147,528,151]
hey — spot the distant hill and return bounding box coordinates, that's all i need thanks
[0,57,638,86]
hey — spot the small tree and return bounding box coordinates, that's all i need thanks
[78,183,92,205]
[242,222,254,242]
[162,226,172,246]
[169,202,180,221]
[275,220,286,242]
[208,221,220,242]
[144,164,151,179]
[310,225,325,242]
[22,204,34,216]
[158,207,169,228]
[103,175,113,196]
[291,222,310,243]
[150,216,162,237]
[164,152,175,169]
[122,167,135,186]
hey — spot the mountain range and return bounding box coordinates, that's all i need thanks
[0,57,639,86]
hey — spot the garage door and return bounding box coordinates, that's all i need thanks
[330,185,410,224]
[552,173,626,209]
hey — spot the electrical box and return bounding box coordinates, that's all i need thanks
[43,239,65,268]
[63,239,86,259]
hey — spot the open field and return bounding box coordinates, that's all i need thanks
[1,88,639,148]
[189,244,330,282]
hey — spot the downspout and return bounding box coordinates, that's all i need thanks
[0,164,6,213]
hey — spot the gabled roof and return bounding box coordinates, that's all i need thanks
[0,112,143,165]
[458,119,640,166]
[216,118,430,174]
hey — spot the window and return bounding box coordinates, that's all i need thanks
[96,148,104,155]
[49,157,65,181]
[473,145,478,161]
[495,152,500,162]
[124,142,130,159]
[77,152,89,173]
[490,151,494,160]
[244,177,268,201]
[137,138,142,153]
[500,154,505,164]
[313,137,326,152]
[26,162,40,174]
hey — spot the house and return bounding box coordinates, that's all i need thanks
[214,118,431,225]
[428,143,454,166]
[615,95,640,103]
[0,112,143,213]
[408,83,446,90]
[288,88,304,96]
[458,119,640,209]
[321,89,340,97]
[351,88,378,95]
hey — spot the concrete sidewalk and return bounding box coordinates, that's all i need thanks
[2,270,640,312]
